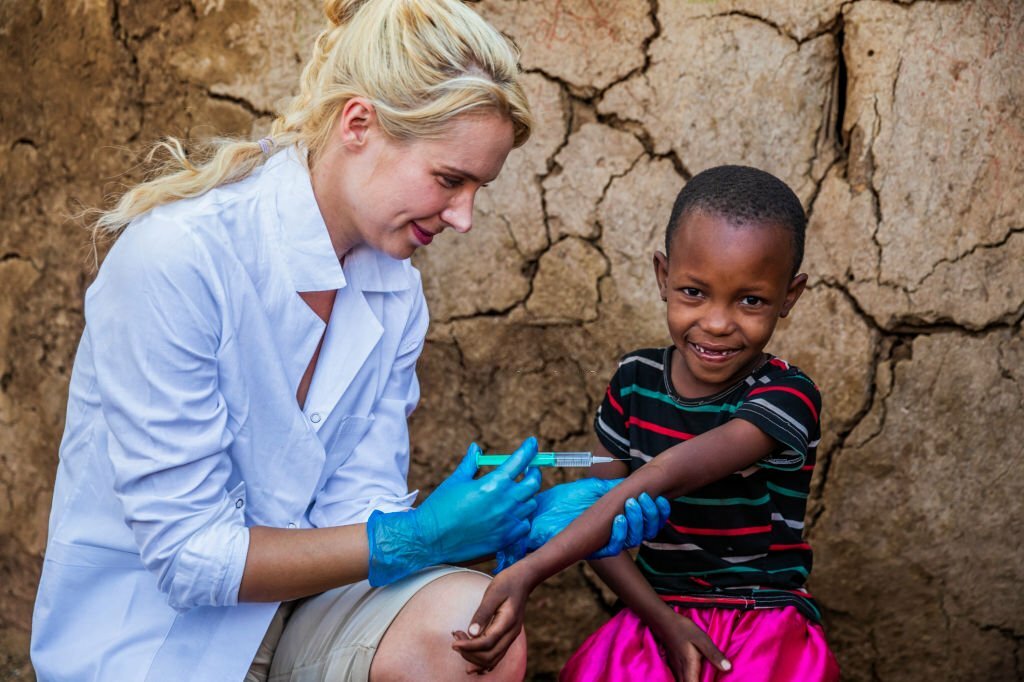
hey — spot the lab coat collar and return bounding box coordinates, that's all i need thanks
[343,243,414,293]
[263,146,413,294]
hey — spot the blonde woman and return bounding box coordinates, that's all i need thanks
[30,1,668,680]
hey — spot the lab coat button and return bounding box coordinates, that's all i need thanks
[310,412,322,424]
[287,522,297,528]
[235,499,244,509]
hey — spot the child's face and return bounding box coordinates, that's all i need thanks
[654,210,807,397]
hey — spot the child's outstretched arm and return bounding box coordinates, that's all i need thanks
[452,418,776,672]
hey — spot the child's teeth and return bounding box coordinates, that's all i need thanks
[695,343,730,356]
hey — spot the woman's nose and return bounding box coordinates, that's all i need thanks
[441,190,474,234]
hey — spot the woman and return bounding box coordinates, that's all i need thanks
[30,1,666,680]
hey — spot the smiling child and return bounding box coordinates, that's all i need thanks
[453,166,840,681]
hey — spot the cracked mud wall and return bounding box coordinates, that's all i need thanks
[1,1,1021,679]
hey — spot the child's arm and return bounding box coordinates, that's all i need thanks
[589,443,733,678]
[452,417,775,670]
[590,555,731,679]
[587,441,630,480]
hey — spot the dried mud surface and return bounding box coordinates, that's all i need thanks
[2,1,1021,679]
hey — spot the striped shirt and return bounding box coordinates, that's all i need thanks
[595,346,823,622]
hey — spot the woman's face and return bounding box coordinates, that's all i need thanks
[312,102,516,262]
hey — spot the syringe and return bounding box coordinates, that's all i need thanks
[475,452,625,468]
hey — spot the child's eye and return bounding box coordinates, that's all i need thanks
[741,295,763,306]
[680,287,703,298]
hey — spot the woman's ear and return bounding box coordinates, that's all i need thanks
[336,97,376,148]
[653,251,669,302]
[779,273,808,318]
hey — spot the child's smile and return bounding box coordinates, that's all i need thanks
[654,210,806,398]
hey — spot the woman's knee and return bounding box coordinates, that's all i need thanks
[370,571,527,682]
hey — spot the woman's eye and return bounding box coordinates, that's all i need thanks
[439,175,462,189]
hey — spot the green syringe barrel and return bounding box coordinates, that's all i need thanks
[475,452,593,467]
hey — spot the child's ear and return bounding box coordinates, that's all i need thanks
[653,251,669,301]
[779,273,808,318]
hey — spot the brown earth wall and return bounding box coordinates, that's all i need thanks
[1,1,1022,680]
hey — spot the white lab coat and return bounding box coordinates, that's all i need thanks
[31,147,426,681]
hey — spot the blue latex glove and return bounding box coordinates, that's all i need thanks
[494,479,671,572]
[367,438,541,587]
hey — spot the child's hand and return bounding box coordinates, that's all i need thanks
[656,611,732,682]
[451,571,529,674]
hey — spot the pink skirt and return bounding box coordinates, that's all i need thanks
[560,605,839,682]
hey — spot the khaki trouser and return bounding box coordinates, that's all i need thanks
[245,566,470,682]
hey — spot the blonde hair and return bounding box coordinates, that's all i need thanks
[94,0,532,235]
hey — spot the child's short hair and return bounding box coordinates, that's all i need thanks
[665,165,807,275]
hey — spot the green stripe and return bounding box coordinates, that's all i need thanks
[767,565,810,577]
[766,482,808,499]
[638,557,806,577]
[675,494,771,506]
[639,556,810,578]
[620,385,742,413]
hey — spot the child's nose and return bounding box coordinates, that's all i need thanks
[701,305,735,335]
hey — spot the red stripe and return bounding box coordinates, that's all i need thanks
[606,386,624,415]
[769,543,812,551]
[801,464,815,471]
[662,595,753,606]
[668,522,772,536]
[625,416,694,440]
[769,358,789,370]
[748,385,818,421]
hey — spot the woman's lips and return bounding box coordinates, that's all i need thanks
[412,222,435,246]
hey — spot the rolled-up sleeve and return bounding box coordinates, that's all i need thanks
[309,283,429,527]
[86,217,248,611]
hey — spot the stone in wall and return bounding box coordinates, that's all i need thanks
[116,0,317,137]
[475,0,653,94]
[442,317,594,448]
[599,4,838,202]
[842,0,1024,327]
[543,123,645,241]
[811,330,1024,680]
[665,0,846,42]
[525,237,607,323]
[592,156,682,351]
[804,165,881,288]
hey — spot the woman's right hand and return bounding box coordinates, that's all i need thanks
[655,610,732,682]
[366,438,541,586]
